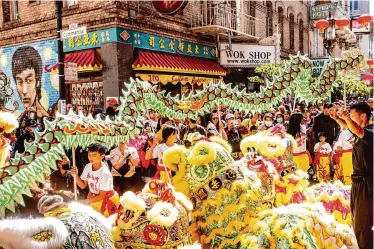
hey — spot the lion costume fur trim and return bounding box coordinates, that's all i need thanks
[0,217,68,249]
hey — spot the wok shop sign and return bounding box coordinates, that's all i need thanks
[219,43,275,67]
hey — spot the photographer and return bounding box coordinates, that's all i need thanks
[49,157,78,201]
[14,119,36,154]
[109,141,140,194]
[225,114,244,159]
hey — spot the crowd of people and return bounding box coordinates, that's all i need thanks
[7,97,373,248]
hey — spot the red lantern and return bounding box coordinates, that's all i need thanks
[357,14,373,28]
[315,19,329,32]
[335,17,350,30]
[367,59,374,73]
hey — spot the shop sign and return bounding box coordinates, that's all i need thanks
[122,29,216,59]
[63,28,216,59]
[64,62,78,81]
[310,3,337,20]
[311,58,329,77]
[219,43,275,67]
[136,74,221,85]
[63,28,117,52]
[352,19,370,33]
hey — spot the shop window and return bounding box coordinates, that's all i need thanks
[266,1,273,37]
[278,7,284,47]
[70,82,103,112]
[289,13,295,51]
[299,19,304,53]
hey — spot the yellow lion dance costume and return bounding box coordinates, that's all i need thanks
[162,129,358,249]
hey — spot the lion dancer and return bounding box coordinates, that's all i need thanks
[333,128,355,185]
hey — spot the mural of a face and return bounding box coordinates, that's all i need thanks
[12,46,42,110]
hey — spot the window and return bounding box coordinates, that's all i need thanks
[350,0,358,11]
[2,1,11,22]
[65,0,78,7]
[289,13,295,51]
[2,0,19,22]
[13,0,19,20]
[249,1,256,34]
[278,7,284,47]
[266,1,273,37]
[299,19,304,53]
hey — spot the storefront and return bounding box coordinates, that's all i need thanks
[128,31,226,96]
[219,43,276,91]
[53,27,224,110]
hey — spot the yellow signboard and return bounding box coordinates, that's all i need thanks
[136,74,222,86]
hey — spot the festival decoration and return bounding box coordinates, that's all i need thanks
[307,182,352,225]
[315,19,329,32]
[112,180,194,249]
[0,110,143,217]
[357,14,373,28]
[162,132,357,249]
[335,17,350,30]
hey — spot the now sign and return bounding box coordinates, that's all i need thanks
[219,43,275,67]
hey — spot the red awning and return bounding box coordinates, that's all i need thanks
[49,49,102,73]
[133,50,226,76]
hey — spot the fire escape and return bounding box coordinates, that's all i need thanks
[190,1,258,42]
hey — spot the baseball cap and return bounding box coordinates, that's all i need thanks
[25,119,37,127]
[225,114,235,120]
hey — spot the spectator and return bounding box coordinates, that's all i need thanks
[66,103,73,114]
[139,133,158,180]
[313,103,340,146]
[287,113,312,174]
[71,142,117,217]
[275,112,285,125]
[241,113,260,130]
[284,110,290,122]
[145,109,159,131]
[106,106,116,121]
[259,113,274,131]
[14,119,36,154]
[225,114,243,157]
[206,113,227,140]
[77,105,85,115]
[249,126,257,135]
[49,157,78,201]
[196,115,206,127]
[93,108,105,120]
[180,118,207,142]
[145,126,179,183]
[368,97,373,111]
[109,140,140,194]
[233,111,242,126]
[313,132,332,182]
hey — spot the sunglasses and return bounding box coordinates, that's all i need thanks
[212,117,218,120]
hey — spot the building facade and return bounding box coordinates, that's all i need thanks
[0,0,310,115]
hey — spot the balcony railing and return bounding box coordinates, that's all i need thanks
[190,4,258,41]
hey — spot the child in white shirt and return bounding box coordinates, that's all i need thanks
[71,141,118,217]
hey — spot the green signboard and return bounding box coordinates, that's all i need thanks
[63,28,216,59]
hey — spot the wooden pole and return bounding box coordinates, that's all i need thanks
[72,146,77,201]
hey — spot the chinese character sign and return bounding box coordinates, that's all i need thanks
[0,39,59,116]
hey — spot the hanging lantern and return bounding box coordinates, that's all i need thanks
[315,19,329,32]
[367,59,374,73]
[335,17,350,30]
[357,14,373,28]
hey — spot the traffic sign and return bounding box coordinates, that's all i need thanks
[65,62,78,81]
[61,26,87,39]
